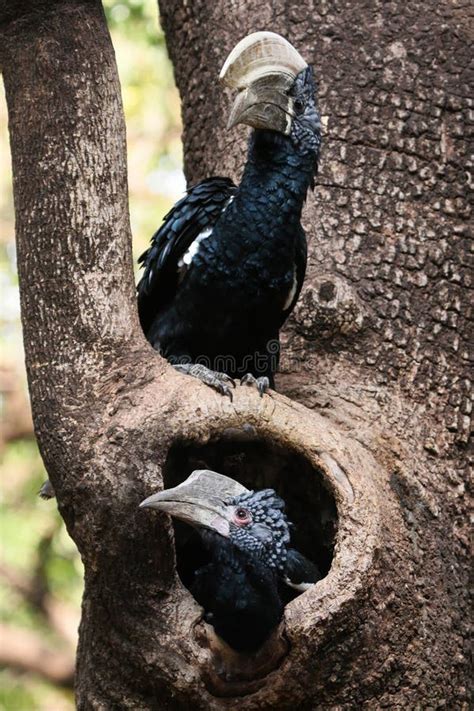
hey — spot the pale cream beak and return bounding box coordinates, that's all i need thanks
[139,469,249,537]
[220,31,307,134]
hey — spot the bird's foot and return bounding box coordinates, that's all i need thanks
[173,363,235,400]
[240,373,270,397]
[39,479,55,499]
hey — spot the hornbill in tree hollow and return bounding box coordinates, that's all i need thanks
[140,470,321,652]
[137,32,321,397]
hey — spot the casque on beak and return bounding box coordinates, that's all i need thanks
[139,469,249,538]
[220,31,307,135]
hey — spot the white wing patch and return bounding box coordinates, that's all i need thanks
[178,227,213,269]
[223,194,235,212]
[283,266,298,310]
[177,195,234,277]
[284,577,314,592]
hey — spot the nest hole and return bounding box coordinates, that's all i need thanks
[163,434,338,595]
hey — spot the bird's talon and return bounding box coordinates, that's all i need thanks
[240,373,270,395]
[173,363,235,399]
[216,372,236,387]
[220,384,234,401]
[38,480,56,499]
[258,377,270,396]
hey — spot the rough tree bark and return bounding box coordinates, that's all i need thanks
[1,0,470,708]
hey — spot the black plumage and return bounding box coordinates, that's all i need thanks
[140,472,321,652]
[191,531,283,652]
[137,177,237,337]
[137,65,321,391]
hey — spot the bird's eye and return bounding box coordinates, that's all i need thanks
[233,507,252,525]
[294,98,305,114]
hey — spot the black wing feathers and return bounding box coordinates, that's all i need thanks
[281,225,307,324]
[285,547,321,587]
[137,177,237,334]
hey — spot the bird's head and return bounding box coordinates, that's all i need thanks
[220,31,321,156]
[140,469,291,571]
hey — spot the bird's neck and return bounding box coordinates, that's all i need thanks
[201,529,287,575]
[237,129,315,222]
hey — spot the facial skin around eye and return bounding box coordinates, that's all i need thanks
[233,507,252,526]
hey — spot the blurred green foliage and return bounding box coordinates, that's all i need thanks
[0,1,182,708]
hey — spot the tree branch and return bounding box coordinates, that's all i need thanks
[0,623,74,688]
[0,523,79,648]
[0,0,160,496]
[0,364,34,448]
[0,0,152,382]
[0,561,79,649]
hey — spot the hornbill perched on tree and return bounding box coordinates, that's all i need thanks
[140,470,320,652]
[137,32,321,397]
[39,34,321,501]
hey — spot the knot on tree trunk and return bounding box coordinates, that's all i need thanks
[292,275,366,340]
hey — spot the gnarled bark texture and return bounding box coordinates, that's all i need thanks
[1,0,470,708]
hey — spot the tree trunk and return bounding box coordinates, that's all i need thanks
[1,0,470,708]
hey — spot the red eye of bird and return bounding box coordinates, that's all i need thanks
[234,507,251,525]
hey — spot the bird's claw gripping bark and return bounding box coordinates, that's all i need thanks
[38,479,55,499]
[240,373,270,396]
[173,363,236,400]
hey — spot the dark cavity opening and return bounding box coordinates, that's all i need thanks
[318,280,336,302]
[163,434,338,596]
